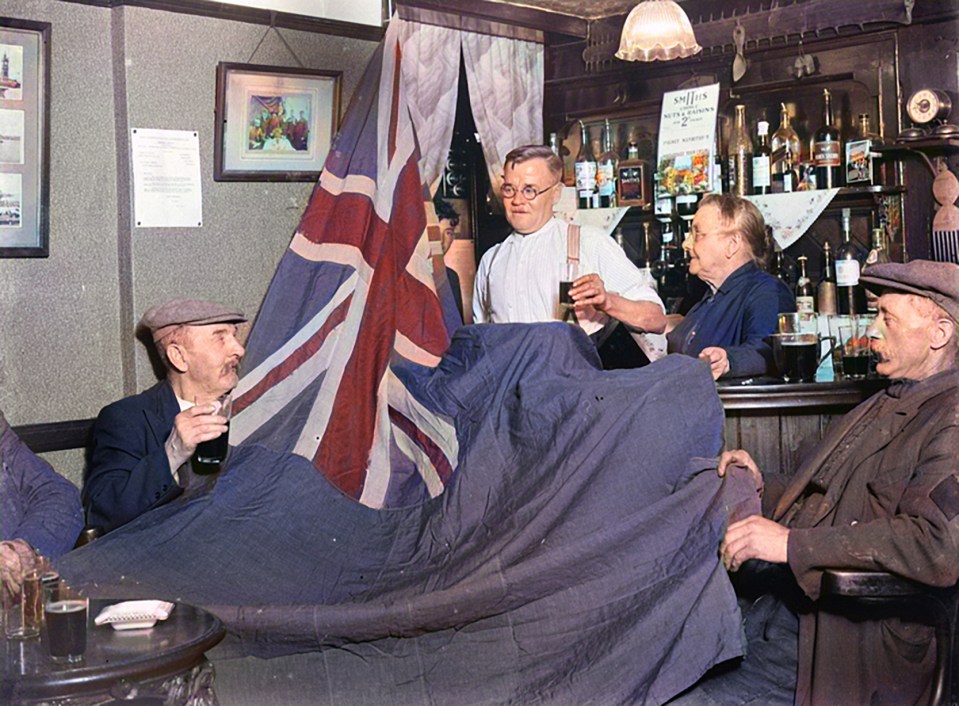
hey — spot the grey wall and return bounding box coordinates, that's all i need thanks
[0,0,378,483]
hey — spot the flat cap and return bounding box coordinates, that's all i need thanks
[140,298,247,344]
[861,260,959,323]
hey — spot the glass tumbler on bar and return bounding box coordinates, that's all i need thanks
[43,580,88,664]
[3,569,41,640]
[837,317,870,379]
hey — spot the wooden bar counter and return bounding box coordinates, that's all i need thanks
[718,377,888,477]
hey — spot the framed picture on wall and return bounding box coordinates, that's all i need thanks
[214,62,342,182]
[0,18,50,257]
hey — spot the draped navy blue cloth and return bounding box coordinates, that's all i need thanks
[57,324,757,705]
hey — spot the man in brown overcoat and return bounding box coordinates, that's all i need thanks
[672,259,959,705]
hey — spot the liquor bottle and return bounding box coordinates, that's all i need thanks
[675,192,697,249]
[676,192,698,221]
[712,118,725,194]
[652,218,684,307]
[752,120,772,195]
[812,89,842,189]
[574,121,597,209]
[795,255,815,314]
[864,226,891,313]
[615,226,626,250]
[617,147,648,208]
[772,250,787,284]
[856,113,885,185]
[771,103,801,194]
[726,104,753,196]
[642,222,653,271]
[548,132,560,156]
[548,132,563,184]
[866,226,890,267]
[596,119,618,208]
[816,241,838,315]
[836,208,866,315]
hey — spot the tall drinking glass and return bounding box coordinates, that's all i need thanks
[559,262,579,325]
[3,569,41,639]
[837,317,870,379]
[191,394,232,475]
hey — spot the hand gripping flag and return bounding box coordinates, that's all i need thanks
[229,21,458,509]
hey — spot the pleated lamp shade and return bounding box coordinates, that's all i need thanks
[615,0,702,62]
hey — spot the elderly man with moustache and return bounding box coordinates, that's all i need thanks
[671,260,959,706]
[473,145,667,361]
[83,299,246,534]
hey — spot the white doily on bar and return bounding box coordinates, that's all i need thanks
[745,189,840,250]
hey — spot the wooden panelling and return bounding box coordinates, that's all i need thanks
[723,405,854,478]
[14,419,95,455]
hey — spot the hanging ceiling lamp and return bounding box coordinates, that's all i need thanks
[615,0,702,62]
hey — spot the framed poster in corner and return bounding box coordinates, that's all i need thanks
[214,62,342,182]
[0,18,50,257]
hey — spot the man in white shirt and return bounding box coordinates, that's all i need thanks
[473,145,666,359]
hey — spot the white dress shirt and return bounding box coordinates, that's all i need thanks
[473,218,666,359]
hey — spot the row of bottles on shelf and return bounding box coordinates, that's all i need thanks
[727,90,883,196]
[555,118,630,210]
[556,88,886,210]
[777,208,890,317]
[612,203,891,318]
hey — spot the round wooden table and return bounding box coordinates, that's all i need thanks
[2,600,225,705]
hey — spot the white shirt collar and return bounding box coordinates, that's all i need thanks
[508,218,559,243]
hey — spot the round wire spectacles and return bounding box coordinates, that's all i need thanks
[501,182,558,201]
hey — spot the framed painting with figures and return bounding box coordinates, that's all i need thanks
[0,18,50,257]
[214,62,342,182]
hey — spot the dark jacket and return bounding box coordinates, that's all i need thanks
[770,368,959,705]
[83,381,182,533]
[0,412,83,556]
[668,262,795,378]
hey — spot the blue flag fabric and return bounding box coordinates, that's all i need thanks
[59,324,757,705]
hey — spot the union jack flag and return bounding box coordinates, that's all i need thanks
[230,21,459,508]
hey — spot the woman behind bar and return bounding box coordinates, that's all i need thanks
[667,193,795,379]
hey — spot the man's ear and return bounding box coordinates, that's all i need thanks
[929,316,956,352]
[166,343,189,374]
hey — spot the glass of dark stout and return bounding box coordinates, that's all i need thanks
[771,332,821,382]
[559,262,579,324]
[837,320,870,379]
[44,580,88,664]
[191,394,232,475]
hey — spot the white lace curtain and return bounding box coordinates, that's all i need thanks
[395,16,544,192]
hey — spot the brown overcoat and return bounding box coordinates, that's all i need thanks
[768,368,959,706]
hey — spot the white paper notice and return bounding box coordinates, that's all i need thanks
[656,83,720,196]
[131,128,203,228]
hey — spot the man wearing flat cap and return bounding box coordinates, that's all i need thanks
[672,260,959,706]
[83,299,246,534]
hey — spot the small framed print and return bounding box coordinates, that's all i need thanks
[845,139,873,185]
[0,18,50,257]
[214,62,342,182]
